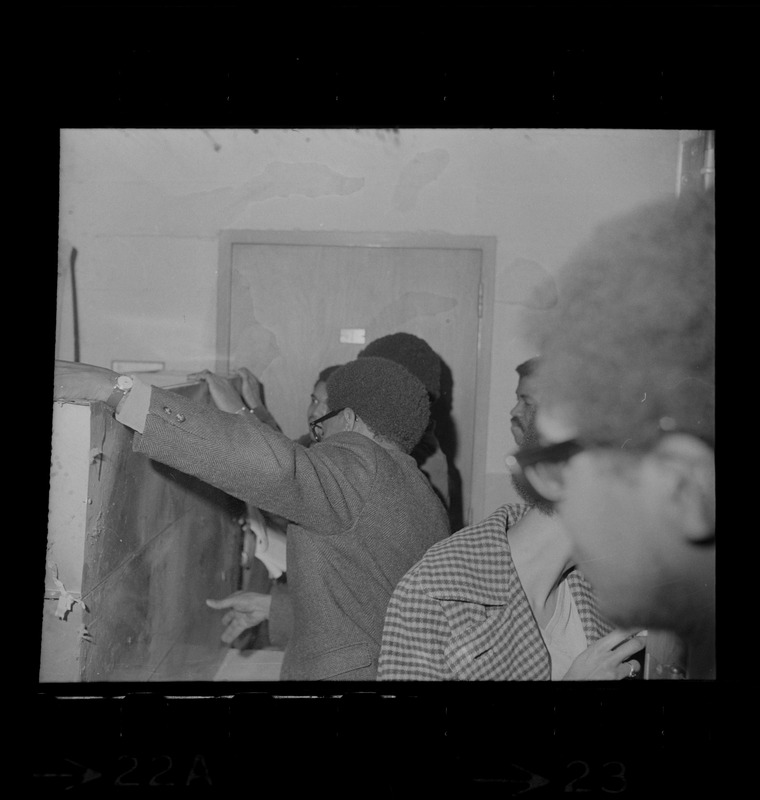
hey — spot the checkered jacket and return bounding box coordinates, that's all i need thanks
[378,504,613,680]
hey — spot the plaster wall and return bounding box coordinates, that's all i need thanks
[57,127,683,516]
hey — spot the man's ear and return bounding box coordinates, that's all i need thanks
[650,433,715,544]
[342,408,357,431]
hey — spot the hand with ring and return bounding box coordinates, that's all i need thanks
[562,629,646,680]
[623,660,639,679]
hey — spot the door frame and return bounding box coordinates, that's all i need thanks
[217,229,496,526]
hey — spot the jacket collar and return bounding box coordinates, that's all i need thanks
[420,504,530,605]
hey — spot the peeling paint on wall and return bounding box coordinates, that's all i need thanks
[175,161,364,227]
[175,161,364,216]
[249,162,365,200]
[68,161,366,237]
[501,258,558,310]
[229,269,282,372]
[368,290,457,331]
[392,150,450,212]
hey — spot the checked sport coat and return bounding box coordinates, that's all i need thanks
[378,503,613,680]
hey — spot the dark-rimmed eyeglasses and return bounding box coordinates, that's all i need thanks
[309,407,346,442]
[507,429,714,505]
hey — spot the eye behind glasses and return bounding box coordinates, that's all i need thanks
[308,407,346,442]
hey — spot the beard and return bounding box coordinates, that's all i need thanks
[510,422,556,516]
[510,471,556,516]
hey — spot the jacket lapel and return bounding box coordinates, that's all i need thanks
[422,505,550,680]
[567,570,614,641]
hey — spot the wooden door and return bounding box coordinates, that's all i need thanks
[217,232,496,527]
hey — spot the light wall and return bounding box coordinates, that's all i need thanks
[57,128,683,517]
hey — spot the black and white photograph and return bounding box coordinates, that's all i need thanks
[45,128,714,685]
[32,5,732,789]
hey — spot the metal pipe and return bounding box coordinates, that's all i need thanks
[702,130,715,191]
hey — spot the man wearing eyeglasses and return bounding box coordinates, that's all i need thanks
[53,355,450,681]
[378,358,645,681]
[525,190,715,679]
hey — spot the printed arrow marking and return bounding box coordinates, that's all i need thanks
[32,773,73,779]
[508,763,551,794]
[65,759,102,784]
[474,763,551,794]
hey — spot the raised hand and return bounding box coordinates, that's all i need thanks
[188,369,246,414]
[235,368,264,410]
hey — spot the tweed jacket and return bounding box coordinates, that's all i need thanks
[131,385,450,681]
[378,503,613,680]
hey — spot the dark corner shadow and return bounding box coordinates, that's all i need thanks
[431,357,464,532]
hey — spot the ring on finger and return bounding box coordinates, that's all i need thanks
[627,661,636,679]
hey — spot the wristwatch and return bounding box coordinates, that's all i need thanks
[105,375,134,410]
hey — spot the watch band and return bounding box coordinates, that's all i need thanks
[105,375,134,410]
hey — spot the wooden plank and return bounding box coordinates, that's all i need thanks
[41,381,246,682]
[40,402,92,681]
[80,383,246,682]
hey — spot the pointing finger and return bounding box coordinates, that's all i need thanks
[206,597,237,610]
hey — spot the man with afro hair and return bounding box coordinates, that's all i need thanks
[359,332,442,399]
[54,354,450,680]
[359,332,452,516]
[526,189,715,678]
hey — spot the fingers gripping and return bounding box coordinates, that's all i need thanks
[609,630,646,680]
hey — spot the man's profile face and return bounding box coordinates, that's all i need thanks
[534,406,671,629]
[509,418,556,515]
[308,380,330,424]
[510,375,539,446]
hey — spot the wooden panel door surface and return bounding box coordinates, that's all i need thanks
[41,382,245,682]
[217,232,496,526]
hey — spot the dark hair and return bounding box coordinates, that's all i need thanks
[516,357,540,379]
[532,190,714,448]
[358,332,441,399]
[316,364,342,385]
[325,356,430,453]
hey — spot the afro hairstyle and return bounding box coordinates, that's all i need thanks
[531,189,714,449]
[316,364,342,385]
[325,356,430,453]
[358,332,441,399]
